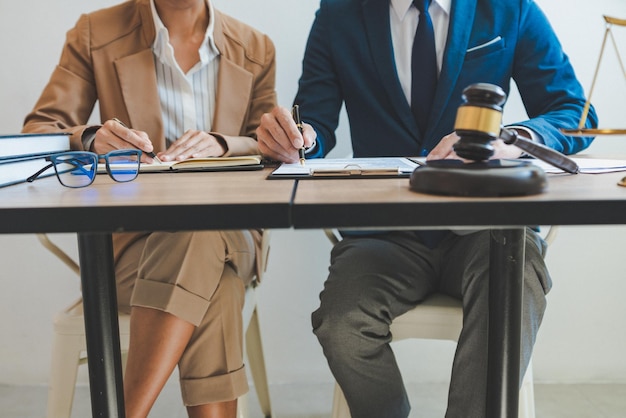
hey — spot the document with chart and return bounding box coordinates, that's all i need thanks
[268,157,421,179]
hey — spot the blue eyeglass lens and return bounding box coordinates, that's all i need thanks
[107,150,140,182]
[54,153,97,187]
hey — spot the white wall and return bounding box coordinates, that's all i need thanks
[0,0,625,390]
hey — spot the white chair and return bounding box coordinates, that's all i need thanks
[325,227,558,418]
[39,232,273,418]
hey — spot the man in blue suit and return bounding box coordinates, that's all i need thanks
[258,0,597,416]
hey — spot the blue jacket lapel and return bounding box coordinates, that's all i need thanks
[361,0,418,136]
[428,0,476,139]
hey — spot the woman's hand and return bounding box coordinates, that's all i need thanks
[160,130,226,162]
[93,119,156,163]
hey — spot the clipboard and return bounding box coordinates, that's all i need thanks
[267,157,422,179]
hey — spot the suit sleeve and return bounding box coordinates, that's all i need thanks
[22,13,98,151]
[511,0,597,155]
[293,4,345,158]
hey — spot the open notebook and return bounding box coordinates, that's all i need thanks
[98,155,263,174]
[139,155,263,172]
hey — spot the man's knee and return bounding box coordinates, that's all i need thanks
[312,306,363,363]
[312,278,392,357]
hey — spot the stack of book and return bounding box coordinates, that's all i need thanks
[0,133,71,188]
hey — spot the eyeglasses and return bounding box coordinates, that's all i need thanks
[27,150,142,188]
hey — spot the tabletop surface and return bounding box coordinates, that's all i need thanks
[0,168,295,233]
[291,172,626,228]
[2,168,626,233]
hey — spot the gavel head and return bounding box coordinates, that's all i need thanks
[452,83,506,161]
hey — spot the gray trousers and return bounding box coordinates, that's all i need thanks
[311,229,551,418]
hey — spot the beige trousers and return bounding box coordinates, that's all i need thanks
[115,230,259,405]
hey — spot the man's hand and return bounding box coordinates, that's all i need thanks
[427,131,523,161]
[257,106,317,163]
[426,132,462,161]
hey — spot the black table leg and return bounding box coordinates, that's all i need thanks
[77,232,126,418]
[487,228,525,418]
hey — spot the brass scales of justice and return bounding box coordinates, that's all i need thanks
[562,15,626,137]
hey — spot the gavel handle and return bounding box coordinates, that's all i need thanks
[500,128,579,174]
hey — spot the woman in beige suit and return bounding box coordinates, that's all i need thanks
[23,0,276,417]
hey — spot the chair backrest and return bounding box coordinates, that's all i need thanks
[37,234,79,275]
[258,230,271,282]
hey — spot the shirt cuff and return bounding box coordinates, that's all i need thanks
[506,125,542,144]
[81,126,101,151]
[304,138,317,155]
[505,125,541,157]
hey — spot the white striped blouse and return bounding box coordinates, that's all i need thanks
[150,0,220,147]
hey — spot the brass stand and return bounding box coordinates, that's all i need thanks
[562,15,626,136]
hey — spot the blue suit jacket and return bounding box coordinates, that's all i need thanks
[296,0,597,158]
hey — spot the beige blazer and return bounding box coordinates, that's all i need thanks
[23,0,275,268]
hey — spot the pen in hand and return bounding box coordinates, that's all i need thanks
[291,105,306,166]
[112,117,162,164]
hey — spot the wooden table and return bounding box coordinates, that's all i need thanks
[2,168,626,417]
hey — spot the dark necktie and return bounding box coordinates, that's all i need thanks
[411,0,437,135]
[411,0,449,249]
